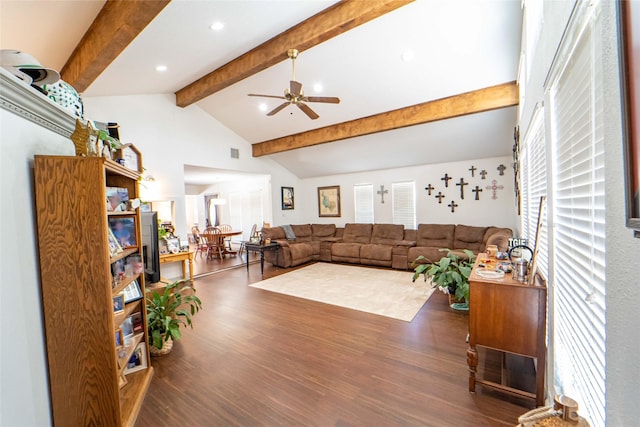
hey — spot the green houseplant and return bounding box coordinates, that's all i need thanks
[412,249,476,309]
[146,280,202,355]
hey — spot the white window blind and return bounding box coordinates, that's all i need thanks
[547,2,605,425]
[392,182,415,229]
[520,105,548,280]
[354,184,374,223]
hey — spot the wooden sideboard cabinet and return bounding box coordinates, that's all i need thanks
[467,254,547,406]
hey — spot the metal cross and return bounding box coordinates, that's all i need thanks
[377,185,389,203]
[486,180,504,200]
[424,184,435,195]
[469,165,477,177]
[435,192,445,204]
[448,201,458,213]
[456,177,468,199]
[441,173,452,187]
[480,169,488,180]
[497,164,507,176]
[472,185,483,200]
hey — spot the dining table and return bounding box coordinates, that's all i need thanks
[201,229,243,259]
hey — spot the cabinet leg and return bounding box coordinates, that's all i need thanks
[467,345,478,393]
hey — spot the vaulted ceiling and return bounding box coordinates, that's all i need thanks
[0,0,522,181]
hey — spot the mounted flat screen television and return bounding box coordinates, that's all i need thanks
[140,211,160,284]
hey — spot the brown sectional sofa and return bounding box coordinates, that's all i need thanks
[261,223,512,270]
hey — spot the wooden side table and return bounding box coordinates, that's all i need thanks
[244,242,280,275]
[159,251,194,282]
[467,253,547,406]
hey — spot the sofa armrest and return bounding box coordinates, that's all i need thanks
[274,239,290,247]
[396,240,416,247]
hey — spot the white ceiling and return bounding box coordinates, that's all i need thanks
[1,0,522,183]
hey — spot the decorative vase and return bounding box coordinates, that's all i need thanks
[149,337,173,357]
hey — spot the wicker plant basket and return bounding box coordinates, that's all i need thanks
[149,337,173,357]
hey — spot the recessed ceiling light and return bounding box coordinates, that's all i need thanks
[155,65,167,72]
[209,21,224,31]
[258,103,268,112]
[401,50,415,62]
[313,83,323,93]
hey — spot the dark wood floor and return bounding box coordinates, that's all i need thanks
[136,259,532,426]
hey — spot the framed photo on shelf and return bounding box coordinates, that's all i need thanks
[113,294,124,314]
[619,0,640,230]
[108,217,137,248]
[115,328,124,348]
[124,342,148,375]
[106,187,129,212]
[317,185,341,217]
[281,186,294,210]
[122,280,142,303]
[107,228,123,256]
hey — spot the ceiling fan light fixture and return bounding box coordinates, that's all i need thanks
[155,65,168,72]
[258,103,268,112]
[313,83,323,93]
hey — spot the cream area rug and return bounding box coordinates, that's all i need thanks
[249,263,435,322]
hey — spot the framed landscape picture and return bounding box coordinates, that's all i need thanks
[619,0,640,229]
[317,185,341,217]
[281,186,294,210]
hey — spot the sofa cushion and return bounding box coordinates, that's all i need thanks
[361,244,393,261]
[262,226,285,240]
[415,224,455,248]
[282,224,296,240]
[291,224,312,242]
[342,223,373,244]
[331,242,361,258]
[408,246,449,265]
[370,224,404,245]
[453,225,487,252]
[311,223,336,239]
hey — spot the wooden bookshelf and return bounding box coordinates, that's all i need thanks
[34,155,152,426]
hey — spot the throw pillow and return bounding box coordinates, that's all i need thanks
[282,224,296,240]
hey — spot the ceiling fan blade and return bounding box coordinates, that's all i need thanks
[248,93,286,100]
[304,96,340,104]
[297,102,319,120]
[290,80,303,96]
[267,102,290,116]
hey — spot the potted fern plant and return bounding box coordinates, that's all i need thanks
[146,280,202,356]
[412,249,476,310]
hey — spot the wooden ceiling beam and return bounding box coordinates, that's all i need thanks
[60,0,171,93]
[175,0,414,107]
[252,81,519,157]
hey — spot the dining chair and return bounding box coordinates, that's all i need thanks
[202,227,224,260]
[219,224,233,251]
[238,223,258,257]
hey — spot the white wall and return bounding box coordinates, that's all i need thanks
[295,156,518,231]
[83,93,301,240]
[1,107,76,426]
[519,1,640,425]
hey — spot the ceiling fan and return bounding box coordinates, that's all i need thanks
[248,49,340,120]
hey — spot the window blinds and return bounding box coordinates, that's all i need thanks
[354,184,374,223]
[392,182,416,229]
[547,2,606,425]
[520,105,548,280]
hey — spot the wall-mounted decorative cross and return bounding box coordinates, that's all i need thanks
[441,173,452,187]
[480,169,488,179]
[472,185,483,200]
[469,165,477,177]
[424,184,435,195]
[435,192,445,204]
[497,164,507,176]
[377,185,388,203]
[448,200,458,213]
[456,177,468,199]
[486,180,504,200]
